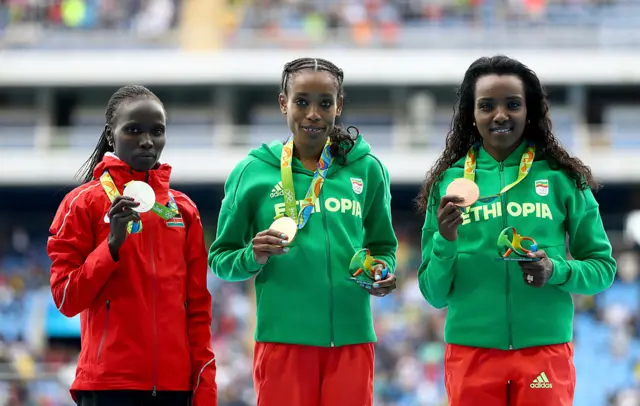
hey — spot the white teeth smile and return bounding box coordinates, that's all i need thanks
[303,127,323,133]
[492,128,512,134]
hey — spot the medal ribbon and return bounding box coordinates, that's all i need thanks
[463,143,536,204]
[280,136,333,229]
[99,171,179,234]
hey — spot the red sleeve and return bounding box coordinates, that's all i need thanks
[47,184,119,318]
[182,199,217,406]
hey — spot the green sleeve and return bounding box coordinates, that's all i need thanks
[364,163,397,273]
[547,187,616,294]
[417,192,458,309]
[208,161,264,282]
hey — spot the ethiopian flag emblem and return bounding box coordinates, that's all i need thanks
[535,180,549,196]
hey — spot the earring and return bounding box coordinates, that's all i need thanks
[473,122,476,126]
[107,138,113,146]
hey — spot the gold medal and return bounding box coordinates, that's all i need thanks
[269,216,298,242]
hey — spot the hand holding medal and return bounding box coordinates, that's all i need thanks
[269,216,298,242]
[104,181,154,260]
[123,181,156,213]
[438,142,537,243]
[445,178,480,208]
[99,172,181,260]
[106,195,141,260]
[251,136,334,266]
[251,217,296,265]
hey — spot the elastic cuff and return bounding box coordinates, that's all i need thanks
[91,239,119,271]
[432,232,458,259]
[548,258,571,285]
[243,243,265,273]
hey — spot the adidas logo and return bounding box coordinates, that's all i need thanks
[530,372,552,389]
[270,182,283,198]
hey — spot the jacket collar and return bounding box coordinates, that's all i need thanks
[93,153,172,205]
[476,139,531,169]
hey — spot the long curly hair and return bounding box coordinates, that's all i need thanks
[281,57,356,165]
[416,55,599,213]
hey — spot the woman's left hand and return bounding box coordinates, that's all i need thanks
[364,264,396,297]
[519,250,554,288]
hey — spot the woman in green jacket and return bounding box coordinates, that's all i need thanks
[209,57,398,406]
[416,55,616,406]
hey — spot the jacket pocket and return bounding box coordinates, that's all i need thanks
[96,300,110,362]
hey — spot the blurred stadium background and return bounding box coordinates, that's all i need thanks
[1,0,640,405]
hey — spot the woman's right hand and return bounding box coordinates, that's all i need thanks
[107,196,140,260]
[437,195,464,241]
[252,229,290,265]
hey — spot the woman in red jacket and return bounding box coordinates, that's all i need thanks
[47,85,217,406]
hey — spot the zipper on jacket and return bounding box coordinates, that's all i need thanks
[500,162,514,350]
[184,301,190,343]
[320,190,335,347]
[149,232,159,396]
[96,300,110,361]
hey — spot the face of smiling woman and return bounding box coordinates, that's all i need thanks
[473,74,528,161]
[279,69,343,159]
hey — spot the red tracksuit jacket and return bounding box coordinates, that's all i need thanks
[47,155,217,405]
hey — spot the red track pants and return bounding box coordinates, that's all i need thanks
[253,342,375,406]
[445,343,576,406]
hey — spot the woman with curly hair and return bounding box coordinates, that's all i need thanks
[416,55,616,406]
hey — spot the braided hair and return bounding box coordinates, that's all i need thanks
[281,57,357,165]
[416,55,599,213]
[75,85,163,183]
